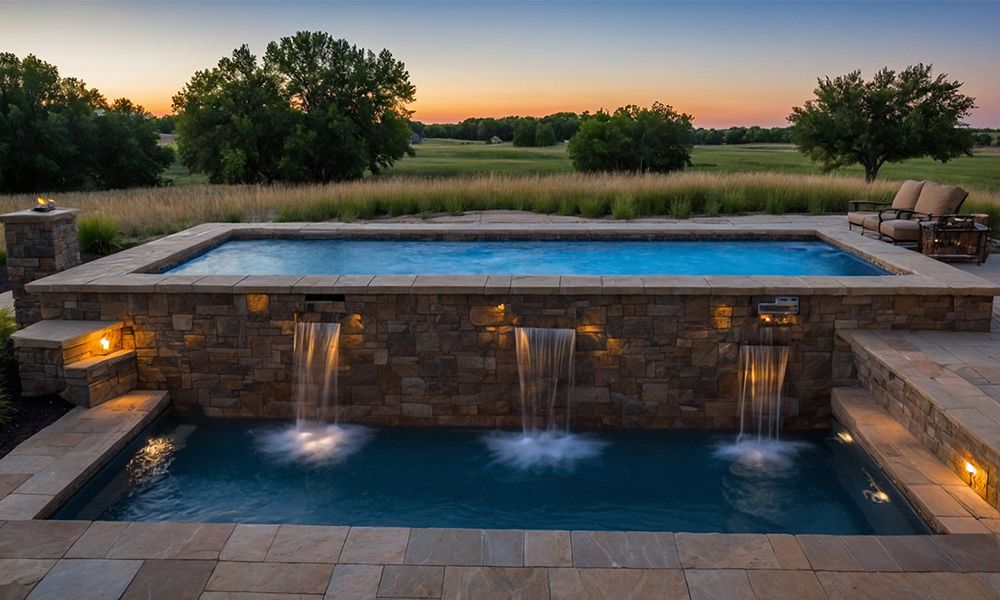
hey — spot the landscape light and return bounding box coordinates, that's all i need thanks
[100,337,110,353]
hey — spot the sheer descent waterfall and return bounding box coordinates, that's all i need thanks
[514,327,576,433]
[293,322,342,425]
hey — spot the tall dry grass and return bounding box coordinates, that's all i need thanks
[1,172,997,246]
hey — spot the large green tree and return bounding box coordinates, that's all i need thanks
[567,103,694,173]
[788,64,975,182]
[0,53,171,193]
[173,32,415,183]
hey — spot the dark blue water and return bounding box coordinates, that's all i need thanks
[55,419,926,534]
[163,239,889,276]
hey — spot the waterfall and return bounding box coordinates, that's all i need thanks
[515,327,576,434]
[293,322,342,426]
[257,321,371,465]
[484,326,605,469]
[736,340,790,445]
[716,326,804,468]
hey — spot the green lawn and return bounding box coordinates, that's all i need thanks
[388,139,1000,191]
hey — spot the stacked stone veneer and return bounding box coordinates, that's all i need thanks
[835,335,999,509]
[63,349,139,408]
[32,288,993,428]
[0,208,80,328]
[15,324,125,397]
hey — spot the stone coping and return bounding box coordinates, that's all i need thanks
[11,320,121,350]
[23,221,1000,297]
[0,391,168,520]
[2,521,1000,599]
[833,387,1000,534]
[0,207,80,223]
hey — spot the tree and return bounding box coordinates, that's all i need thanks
[512,119,537,147]
[567,102,694,173]
[534,123,557,146]
[172,32,415,183]
[0,53,171,193]
[788,64,975,182]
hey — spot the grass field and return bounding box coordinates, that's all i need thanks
[383,139,1000,191]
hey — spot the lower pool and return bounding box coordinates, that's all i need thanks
[55,418,927,534]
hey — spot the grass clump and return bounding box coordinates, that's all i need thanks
[577,196,608,219]
[77,216,120,255]
[610,194,637,220]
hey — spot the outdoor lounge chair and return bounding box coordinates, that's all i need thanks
[875,182,969,245]
[847,179,925,235]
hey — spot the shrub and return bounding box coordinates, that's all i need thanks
[578,196,608,219]
[669,198,692,218]
[78,216,120,255]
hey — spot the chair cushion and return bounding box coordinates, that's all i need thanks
[847,211,874,226]
[890,180,926,210]
[913,182,967,216]
[861,214,881,231]
[878,219,921,241]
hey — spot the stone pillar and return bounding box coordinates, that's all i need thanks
[0,207,81,328]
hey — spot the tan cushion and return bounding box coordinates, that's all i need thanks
[913,182,967,216]
[861,214,881,231]
[878,219,921,241]
[890,180,926,210]
[847,211,874,226]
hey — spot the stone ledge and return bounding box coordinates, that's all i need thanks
[832,386,1000,534]
[0,207,80,224]
[11,320,121,350]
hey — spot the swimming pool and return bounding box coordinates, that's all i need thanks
[162,239,890,276]
[55,418,927,534]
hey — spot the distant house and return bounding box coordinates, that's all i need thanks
[489,135,503,145]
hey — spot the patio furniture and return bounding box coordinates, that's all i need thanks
[919,215,990,264]
[875,182,969,246]
[847,179,925,235]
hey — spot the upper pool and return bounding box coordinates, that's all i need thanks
[162,239,890,276]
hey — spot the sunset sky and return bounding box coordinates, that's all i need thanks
[3,1,999,128]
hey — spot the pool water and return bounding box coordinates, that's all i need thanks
[162,239,889,276]
[55,419,927,534]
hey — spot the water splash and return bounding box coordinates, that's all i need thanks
[485,327,606,468]
[258,322,371,464]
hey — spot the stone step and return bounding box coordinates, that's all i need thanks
[831,386,1000,533]
[62,349,138,407]
[837,329,1000,512]
[12,319,129,396]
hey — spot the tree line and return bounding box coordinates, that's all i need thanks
[0,40,982,193]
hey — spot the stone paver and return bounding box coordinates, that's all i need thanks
[441,566,548,600]
[206,562,334,595]
[524,530,572,567]
[107,522,234,560]
[685,569,754,600]
[377,565,443,598]
[326,563,382,600]
[25,558,141,600]
[746,569,827,600]
[265,525,348,563]
[219,524,279,561]
[339,527,409,565]
[817,571,998,600]
[0,558,54,600]
[482,529,523,567]
[120,559,216,600]
[547,567,688,600]
[675,533,780,570]
[571,531,679,569]
[405,529,482,566]
[0,521,89,558]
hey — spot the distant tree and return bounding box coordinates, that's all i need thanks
[704,129,725,145]
[91,99,174,188]
[972,132,992,147]
[153,114,176,133]
[567,102,693,173]
[535,123,557,146]
[789,64,975,181]
[723,127,747,145]
[512,119,537,147]
[0,53,171,193]
[173,31,415,183]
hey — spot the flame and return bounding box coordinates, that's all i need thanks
[100,337,110,352]
[965,461,977,476]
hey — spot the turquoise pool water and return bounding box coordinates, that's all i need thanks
[162,239,889,276]
[55,419,927,534]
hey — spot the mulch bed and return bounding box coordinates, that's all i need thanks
[0,354,73,460]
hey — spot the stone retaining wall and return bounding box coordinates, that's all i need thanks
[34,288,993,428]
